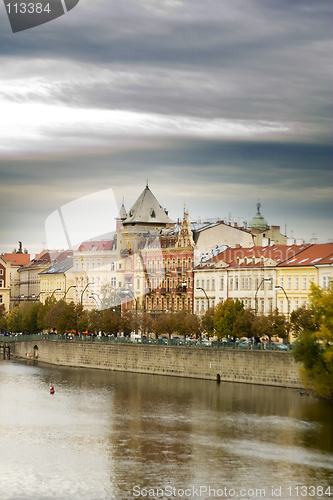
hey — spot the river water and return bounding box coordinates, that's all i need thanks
[0,359,332,500]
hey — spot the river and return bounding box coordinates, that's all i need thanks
[0,359,332,500]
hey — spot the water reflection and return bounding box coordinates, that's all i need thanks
[0,359,332,500]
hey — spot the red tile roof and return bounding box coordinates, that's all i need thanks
[196,244,310,269]
[77,241,114,251]
[277,243,333,267]
[2,253,31,266]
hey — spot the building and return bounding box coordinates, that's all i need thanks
[17,250,61,303]
[116,183,177,312]
[72,240,117,310]
[194,243,310,315]
[2,242,31,309]
[39,251,75,303]
[276,243,333,314]
[0,257,11,311]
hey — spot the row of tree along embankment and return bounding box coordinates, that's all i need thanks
[7,338,303,388]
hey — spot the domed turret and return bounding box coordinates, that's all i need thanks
[249,202,268,229]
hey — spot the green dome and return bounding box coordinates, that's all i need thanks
[249,202,268,229]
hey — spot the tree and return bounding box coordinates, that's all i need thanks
[101,308,121,336]
[232,309,254,339]
[88,309,103,333]
[290,306,317,336]
[252,313,271,339]
[0,304,7,332]
[44,300,66,333]
[267,308,288,340]
[21,303,42,333]
[292,284,333,399]
[213,299,244,339]
[200,307,215,338]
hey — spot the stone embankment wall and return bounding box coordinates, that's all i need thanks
[9,340,303,388]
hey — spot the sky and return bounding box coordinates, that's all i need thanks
[0,0,332,254]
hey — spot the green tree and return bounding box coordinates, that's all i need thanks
[267,308,288,340]
[213,299,244,339]
[292,284,333,399]
[232,309,254,339]
[252,313,271,339]
[200,307,215,338]
[44,300,66,333]
[0,304,7,332]
[290,306,317,336]
[21,303,42,333]
[88,309,102,333]
[101,308,121,335]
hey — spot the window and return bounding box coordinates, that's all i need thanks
[196,279,200,288]
[302,277,307,290]
[323,276,331,289]
[268,279,273,290]
[111,262,115,271]
[294,276,299,290]
[0,269,3,275]
[294,299,299,310]
[206,279,210,290]
[212,279,215,291]
[111,277,116,286]
[229,278,233,291]
[137,279,140,289]
[279,277,284,288]
[234,277,238,290]
[279,300,283,313]
[0,295,2,303]
[268,298,273,313]
[0,281,3,287]
[309,276,315,284]
[260,299,265,313]
[201,299,205,312]
[196,299,199,312]
[211,299,215,308]
[220,277,224,291]
[201,279,204,289]
[287,276,291,290]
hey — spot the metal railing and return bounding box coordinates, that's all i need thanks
[0,333,292,351]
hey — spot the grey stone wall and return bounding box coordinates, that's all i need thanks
[10,340,303,388]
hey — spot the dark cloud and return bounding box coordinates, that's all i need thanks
[0,0,332,250]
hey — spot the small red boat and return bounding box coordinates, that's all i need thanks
[50,385,55,394]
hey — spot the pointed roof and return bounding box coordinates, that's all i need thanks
[116,200,127,220]
[122,183,173,226]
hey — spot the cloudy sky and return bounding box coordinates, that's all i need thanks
[0,0,332,254]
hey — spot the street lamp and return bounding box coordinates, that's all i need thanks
[275,285,290,342]
[81,282,94,306]
[34,292,46,303]
[89,295,99,308]
[196,287,210,310]
[255,278,272,314]
[13,294,24,307]
[63,285,76,301]
[51,288,62,299]
[26,294,36,301]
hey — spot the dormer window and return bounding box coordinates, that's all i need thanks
[150,209,156,218]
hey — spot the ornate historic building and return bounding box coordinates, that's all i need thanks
[116,184,194,313]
